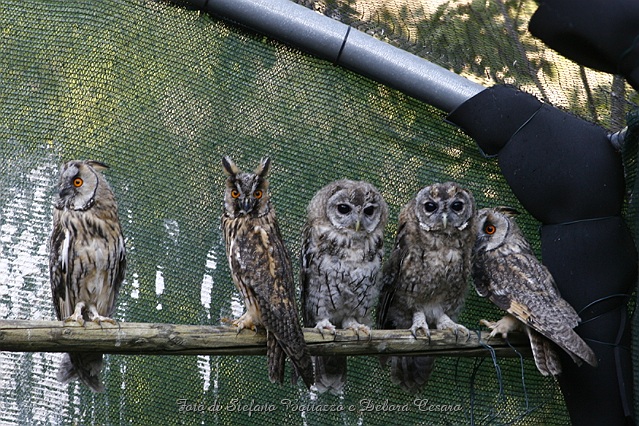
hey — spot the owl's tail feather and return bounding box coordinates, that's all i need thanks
[267,331,314,389]
[527,328,562,376]
[267,333,286,385]
[390,355,435,394]
[313,355,347,395]
[288,344,314,390]
[57,352,105,393]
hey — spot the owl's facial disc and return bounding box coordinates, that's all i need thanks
[56,162,100,211]
[231,175,269,217]
[233,190,257,215]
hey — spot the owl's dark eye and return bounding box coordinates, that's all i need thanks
[363,206,375,216]
[337,204,352,214]
[73,178,83,188]
[484,224,496,235]
[231,190,240,199]
[253,190,263,199]
[424,201,438,212]
[451,201,464,212]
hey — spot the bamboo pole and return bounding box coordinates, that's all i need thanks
[0,320,530,358]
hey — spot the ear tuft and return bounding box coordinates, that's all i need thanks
[222,156,239,176]
[255,157,271,178]
[86,160,109,171]
[495,206,520,217]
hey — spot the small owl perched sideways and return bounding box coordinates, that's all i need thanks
[49,160,126,392]
[472,207,597,375]
[377,182,476,394]
[221,156,313,388]
[300,179,388,394]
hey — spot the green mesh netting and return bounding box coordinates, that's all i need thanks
[0,0,637,425]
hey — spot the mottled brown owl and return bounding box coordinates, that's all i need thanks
[377,182,476,394]
[300,179,388,394]
[221,156,313,388]
[49,160,126,392]
[472,207,597,375]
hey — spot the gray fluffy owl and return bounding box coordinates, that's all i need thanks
[300,179,388,394]
[377,182,476,394]
[49,160,126,392]
[472,207,597,375]
[221,156,314,388]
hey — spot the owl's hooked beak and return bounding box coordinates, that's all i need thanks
[442,213,448,229]
[59,184,74,199]
[240,198,254,214]
[354,208,364,232]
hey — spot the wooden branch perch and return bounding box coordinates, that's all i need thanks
[0,320,531,358]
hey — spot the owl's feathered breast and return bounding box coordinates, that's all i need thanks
[301,223,384,323]
[50,204,125,320]
[396,221,471,298]
[378,205,474,329]
[222,210,297,328]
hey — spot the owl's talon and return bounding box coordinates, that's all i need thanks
[436,315,468,341]
[314,319,336,339]
[64,302,86,326]
[232,314,258,335]
[343,320,370,341]
[480,319,499,339]
[353,326,369,341]
[452,324,470,340]
[410,324,431,340]
[233,320,244,335]
[92,316,117,326]
[88,305,116,326]
[480,315,520,340]
[64,314,85,327]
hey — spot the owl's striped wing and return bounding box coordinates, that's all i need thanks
[224,215,313,388]
[299,223,316,326]
[49,209,70,321]
[376,218,410,330]
[49,209,126,321]
[376,246,402,330]
[473,252,597,367]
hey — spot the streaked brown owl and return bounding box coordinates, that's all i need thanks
[49,160,126,392]
[300,179,388,394]
[377,182,476,394]
[472,207,597,375]
[221,156,313,388]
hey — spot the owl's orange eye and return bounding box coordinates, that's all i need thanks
[253,190,263,199]
[231,190,240,199]
[484,224,496,235]
[73,178,83,187]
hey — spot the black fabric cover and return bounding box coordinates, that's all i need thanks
[448,85,637,425]
[529,0,639,92]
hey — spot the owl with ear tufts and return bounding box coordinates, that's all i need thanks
[49,160,126,392]
[377,182,477,394]
[300,179,388,394]
[472,207,597,376]
[221,156,313,388]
